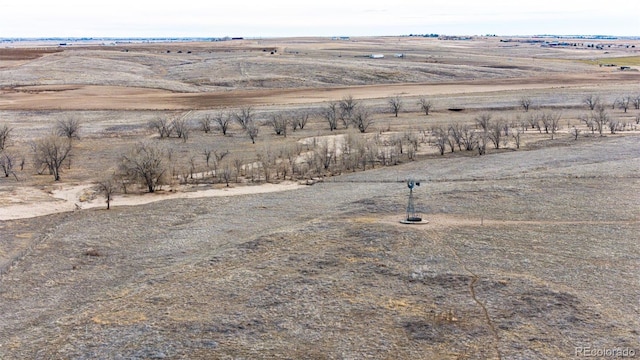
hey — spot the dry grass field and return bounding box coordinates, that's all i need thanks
[0,36,639,359]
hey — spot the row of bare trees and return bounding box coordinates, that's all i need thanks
[583,94,640,113]
[106,127,426,198]
[144,95,436,145]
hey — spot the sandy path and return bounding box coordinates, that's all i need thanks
[0,181,304,221]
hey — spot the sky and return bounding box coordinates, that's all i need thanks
[1,0,638,38]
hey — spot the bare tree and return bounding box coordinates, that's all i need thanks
[608,119,620,134]
[119,142,167,193]
[579,114,596,134]
[418,97,433,115]
[477,132,487,155]
[0,151,19,180]
[487,119,504,149]
[570,127,581,140]
[540,112,561,139]
[512,129,523,149]
[526,113,539,130]
[220,161,233,187]
[232,157,243,182]
[32,135,73,181]
[268,112,287,136]
[323,102,339,131]
[475,113,492,132]
[449,123,467,151]
[583,94,600,110]
[632,95,640,110]
[388,96,403,117]
[0,124,11,151]
[519,96,532,112]
[459,125,477,151]
[339,95,358,128]
[315,138,335,171]
[199,114,212,133]
[234,106,254,130]
[616,96,631,113]
[171,117,190,142]
[149,116,173,139]
[592,105,609,136]
[351,105,373,133]
[203,147,213,171]
[432,127,448,155]
[293,110,311,130]
[214,112,231,135]
[246,122,259,144]
[96,177,117,209]
[56,117,81,140]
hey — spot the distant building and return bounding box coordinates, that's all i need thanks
[369,54,384,59]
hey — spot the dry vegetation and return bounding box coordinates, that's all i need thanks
[0,36,639,359]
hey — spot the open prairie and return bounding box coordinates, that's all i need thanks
[0,36,639,359]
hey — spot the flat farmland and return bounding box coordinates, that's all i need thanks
[0,36,638,359]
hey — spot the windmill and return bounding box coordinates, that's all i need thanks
[403,178,423,223]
